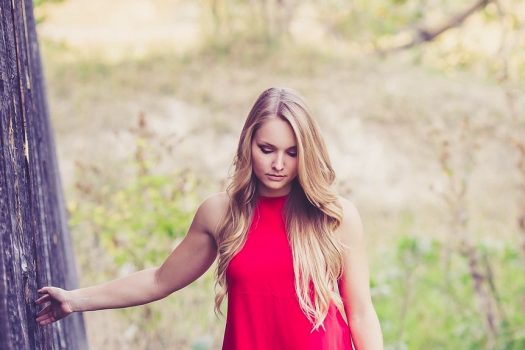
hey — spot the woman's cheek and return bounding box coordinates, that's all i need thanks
[253,154,265,174]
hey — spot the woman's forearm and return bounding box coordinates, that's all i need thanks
[69,267,164,312]
[348,308,384,350]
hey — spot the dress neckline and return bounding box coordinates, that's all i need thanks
[257,194,289,202]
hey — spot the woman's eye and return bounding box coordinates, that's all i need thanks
[258,145,296,156]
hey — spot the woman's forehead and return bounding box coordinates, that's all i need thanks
[253,118,297,147]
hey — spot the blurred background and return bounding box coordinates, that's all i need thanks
[33,0,524,349]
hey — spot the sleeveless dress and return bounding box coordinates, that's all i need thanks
[222,195,352,350]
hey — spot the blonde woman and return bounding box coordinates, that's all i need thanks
[36,87,384,349]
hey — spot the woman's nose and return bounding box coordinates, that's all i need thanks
[272,154,285,171]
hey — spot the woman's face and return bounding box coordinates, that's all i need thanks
[251,117,299,197]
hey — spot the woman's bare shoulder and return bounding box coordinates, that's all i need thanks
[336,195,357,211]
[335,195,364,242]
[196,191,230,239]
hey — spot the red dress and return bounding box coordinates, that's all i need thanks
[222,195,352,350]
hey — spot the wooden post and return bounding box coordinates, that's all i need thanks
[0,0,88,348]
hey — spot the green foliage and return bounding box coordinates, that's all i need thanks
[66,118,223,347]
[78,174,195,269]
[69,151,197,271]
[33,0,65,24]
[33,0,64,7]
[374,234,525,349]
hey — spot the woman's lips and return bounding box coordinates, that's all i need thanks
[267,174,286,181]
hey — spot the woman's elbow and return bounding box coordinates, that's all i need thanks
[153,267,171,300]
[349,301,378,323]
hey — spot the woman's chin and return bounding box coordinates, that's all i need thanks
[260,181,291,195]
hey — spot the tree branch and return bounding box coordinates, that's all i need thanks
[380,0,492,53]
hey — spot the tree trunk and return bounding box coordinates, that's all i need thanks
[0,0,88,349]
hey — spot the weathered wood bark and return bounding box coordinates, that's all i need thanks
[0,1,87,349]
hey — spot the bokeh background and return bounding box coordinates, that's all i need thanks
[34,0,524,349]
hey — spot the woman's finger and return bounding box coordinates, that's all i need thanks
[36,305,52,317]
[36,303,51,315]
[36,311,49,320]
[36,311,55,324]
[35,294,50,304]
[40,317,55,326]
[36,313,53,323]
[37,287,51,294]
[36,304,51,318]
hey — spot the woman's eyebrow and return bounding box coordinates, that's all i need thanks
[258,141,297,150]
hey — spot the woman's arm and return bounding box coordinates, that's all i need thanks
[36,192,228,325]
[336,197,384,350]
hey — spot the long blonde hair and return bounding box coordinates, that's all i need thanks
[214,87,346,330]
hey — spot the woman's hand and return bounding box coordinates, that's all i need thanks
[35,286,75,326]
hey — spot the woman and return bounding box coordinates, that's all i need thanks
[36,87,384,349]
